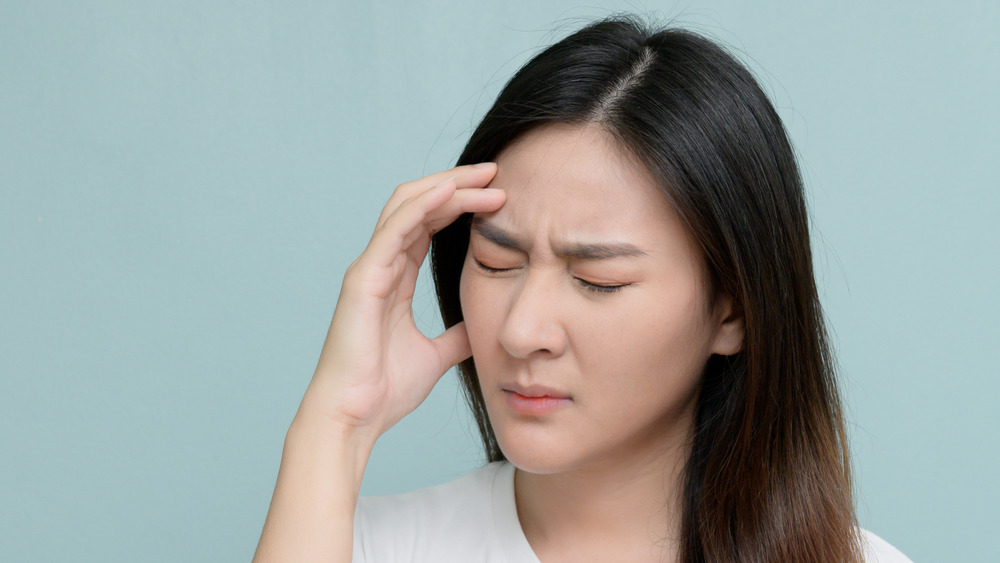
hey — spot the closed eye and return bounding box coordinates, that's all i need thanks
[574,278,630,294]
[476,258,630,294]
[474,259,517,274]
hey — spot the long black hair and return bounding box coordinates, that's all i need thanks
[431,15,860,563]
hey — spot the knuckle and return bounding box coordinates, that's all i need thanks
[342,258,362,283]
[392,180,420,200]
[342,259,372,293]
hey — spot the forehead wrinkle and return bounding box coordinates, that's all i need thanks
[486,125,658,259]
[471,217,648,261]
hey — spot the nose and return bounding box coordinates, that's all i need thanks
[497,269,567,359]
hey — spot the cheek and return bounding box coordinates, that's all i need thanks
[578,287,711,393]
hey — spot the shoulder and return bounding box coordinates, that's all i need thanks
[859,528,913,563]
[353,461,519,563]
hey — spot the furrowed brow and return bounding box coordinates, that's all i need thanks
[470,217,647,260]
[470,217,525,251]
[558,242,647,260]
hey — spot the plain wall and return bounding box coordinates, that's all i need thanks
[2,1,997,560]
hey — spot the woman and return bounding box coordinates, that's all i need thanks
[254,16,912,563]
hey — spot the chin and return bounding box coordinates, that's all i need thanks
[490,415,584,475]
[500,445,571,475]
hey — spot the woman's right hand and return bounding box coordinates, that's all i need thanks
[298,163,505,440]
[254,166,503,563]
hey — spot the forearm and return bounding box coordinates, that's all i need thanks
[253,410,378,563]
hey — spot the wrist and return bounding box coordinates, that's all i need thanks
[290,405,379,447]
[288,407,378,471]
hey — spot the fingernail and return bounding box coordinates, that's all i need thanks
[438,175,457,186]
[474,162,495,168]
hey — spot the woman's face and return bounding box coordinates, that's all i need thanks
[458,123,743,474]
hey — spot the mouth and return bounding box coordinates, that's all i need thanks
[502,382,570,399]
[501,383,572,415]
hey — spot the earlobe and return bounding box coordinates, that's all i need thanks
[711,293,745,356]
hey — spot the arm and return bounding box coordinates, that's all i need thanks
[252,164,505,562]
[252,412,375,563]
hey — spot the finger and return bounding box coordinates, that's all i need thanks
[419,162,498,191]
[367,179,504,270]
[376,163,497,230]
[393,187,505,257]
[354,177,458,282]
[342,178,451,300]
[420,186,507,235]
[376,163,498,230]
[349,180,504,301]
[393,185,506,274]
[431,321,472,375]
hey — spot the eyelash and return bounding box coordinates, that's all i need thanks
[474,259,629,294]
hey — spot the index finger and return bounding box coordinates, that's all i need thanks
[376,163,497,230]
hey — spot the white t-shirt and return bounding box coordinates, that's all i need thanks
[353,461,912,562]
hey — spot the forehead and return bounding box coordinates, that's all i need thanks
[484,123,673,238]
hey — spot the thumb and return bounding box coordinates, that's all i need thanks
[431,321,472,374]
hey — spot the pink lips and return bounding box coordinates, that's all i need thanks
[502,384,571,416]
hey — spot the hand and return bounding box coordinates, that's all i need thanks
[299,163,505,438]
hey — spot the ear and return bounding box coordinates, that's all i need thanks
[710,292,744,356]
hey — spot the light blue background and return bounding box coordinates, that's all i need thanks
[2,1,996,561]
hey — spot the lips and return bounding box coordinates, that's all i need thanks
[501,382,571,415]
[502,382,571,399]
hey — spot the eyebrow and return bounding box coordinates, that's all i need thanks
[470,217,648,260]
